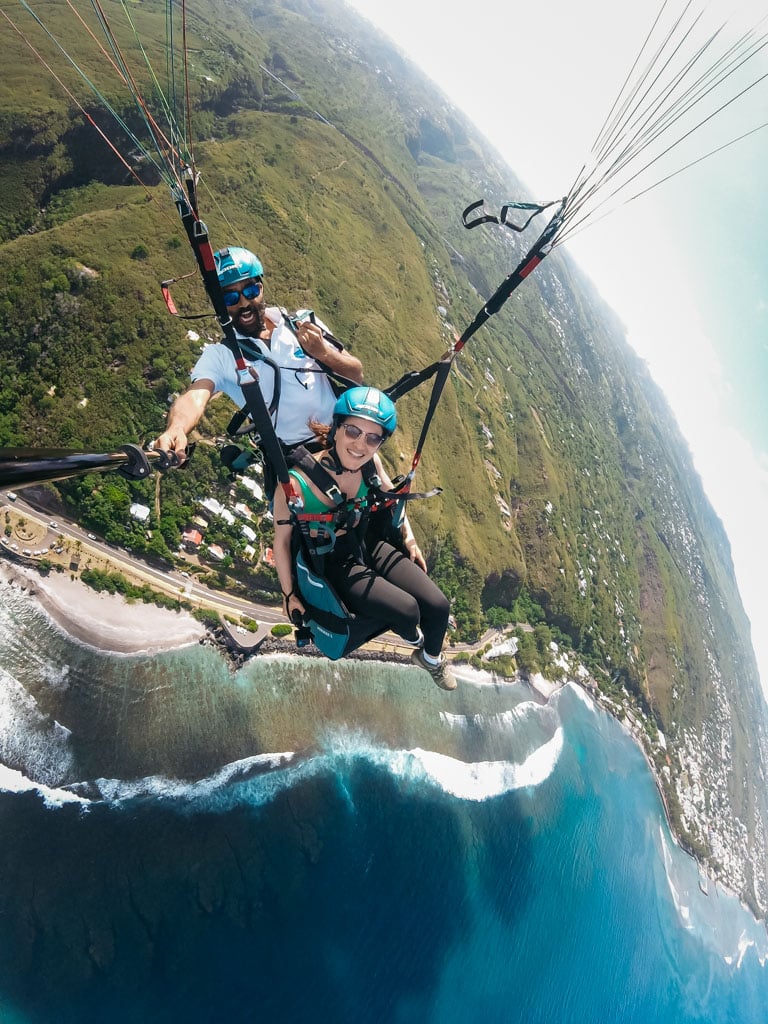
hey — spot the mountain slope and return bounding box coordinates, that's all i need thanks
[0,0,766,913]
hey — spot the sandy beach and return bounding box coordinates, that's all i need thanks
[0,561,205,655]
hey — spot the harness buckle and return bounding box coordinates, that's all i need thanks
[237,364,260,386]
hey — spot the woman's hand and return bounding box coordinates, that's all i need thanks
[404,536,427,572]
[284,592,306,621]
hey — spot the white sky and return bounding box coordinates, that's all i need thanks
[346,0,768,694]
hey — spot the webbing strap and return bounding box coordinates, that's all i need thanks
[238,377,293,494]
[462,198,561,233]
[456,195,568,353]
[384,361,441,403]
[389,197,569,481]
[173,182,294,497]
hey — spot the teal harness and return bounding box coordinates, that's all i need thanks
[285,447,439,660]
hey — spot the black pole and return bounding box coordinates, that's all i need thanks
[0,445,159,488]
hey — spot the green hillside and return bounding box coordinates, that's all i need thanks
[1,0,766,913]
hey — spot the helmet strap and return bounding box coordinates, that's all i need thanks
[321,447,357,475]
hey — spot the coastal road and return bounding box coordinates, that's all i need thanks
[2,490,501,655]
[1,490,287,626]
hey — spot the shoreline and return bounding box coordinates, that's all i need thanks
[1,558,763,923]
[0,562,206,655]
[0,562,601,708]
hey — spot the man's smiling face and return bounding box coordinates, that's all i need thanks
[224,279,266,337]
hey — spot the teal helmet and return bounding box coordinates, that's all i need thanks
[333,386,397,437]
[214,246,264,287]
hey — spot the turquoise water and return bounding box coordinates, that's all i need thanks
[0,581,767,1023]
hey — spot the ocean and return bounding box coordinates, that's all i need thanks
[1,580,767,1024]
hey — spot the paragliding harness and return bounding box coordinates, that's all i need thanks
[284,447,441,660]
[220,308,360,493]
[174,184,562,658]
[221,196,566,658]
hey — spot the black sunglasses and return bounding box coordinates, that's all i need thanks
[223,281,263,307]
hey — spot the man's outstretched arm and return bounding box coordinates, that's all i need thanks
[155,380,215,458]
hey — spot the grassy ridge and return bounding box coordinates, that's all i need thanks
[1,0,767,905]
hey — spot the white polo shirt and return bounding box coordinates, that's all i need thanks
[191,307,338,446]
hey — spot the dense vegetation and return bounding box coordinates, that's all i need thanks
[1,0,767,908]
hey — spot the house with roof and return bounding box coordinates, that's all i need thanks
[200,498,224,517]
[234,502,254,521]
[129,502,151,523]
[182,528,203,551]
[239,477,264,501]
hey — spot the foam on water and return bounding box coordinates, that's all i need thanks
[317,723,565,800]
[0,667,77,785]
[393,730,564,799]
[656,799,768,970]
[0,763,88,809]
[4,707,566,818]
[86,750,298,807]
[439,698,552,731]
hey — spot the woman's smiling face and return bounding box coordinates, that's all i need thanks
[335,416,385,468]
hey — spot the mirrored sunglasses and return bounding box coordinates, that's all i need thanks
[342,422,385,448]
[223,281,263,306]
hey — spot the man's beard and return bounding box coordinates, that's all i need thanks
[233,301,266,337]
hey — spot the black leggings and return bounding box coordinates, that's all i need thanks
[324,541,450,656]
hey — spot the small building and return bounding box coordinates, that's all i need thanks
[240,477,264,500]
[220,508,236,526]
[241,524,257,543]
[262,546,275,568]
[207,544,226,562]
[234,502,254,521]
[182,528,203,550]
[486,637,519,660]
[129,502,150,522]
[201,498,224,517]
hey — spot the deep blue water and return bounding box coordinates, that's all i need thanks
[1,580,767,1023]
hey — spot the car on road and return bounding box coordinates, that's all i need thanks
[87,533,96,540]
